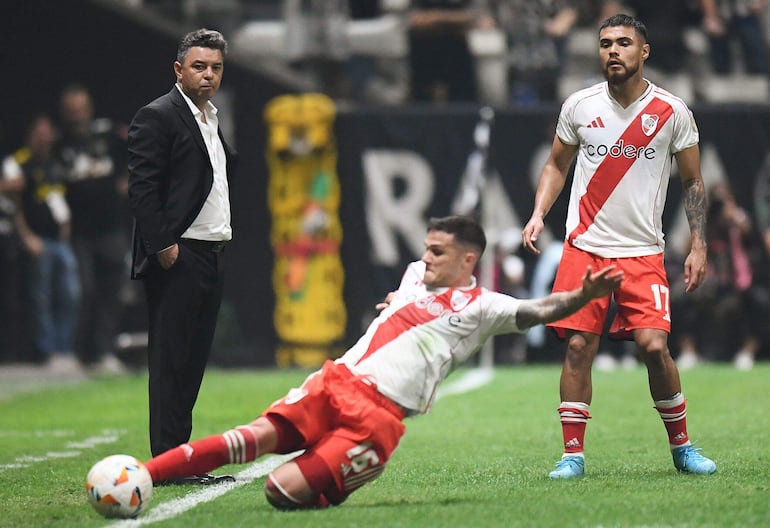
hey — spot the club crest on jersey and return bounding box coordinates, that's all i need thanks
[641,113,659,136]
[450,290,472,311]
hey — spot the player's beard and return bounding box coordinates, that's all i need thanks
[603,61,639,86]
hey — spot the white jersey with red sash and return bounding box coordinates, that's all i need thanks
[556,80,699,258]
[337,261,523,415]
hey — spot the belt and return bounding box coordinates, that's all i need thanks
[180,238,228,253]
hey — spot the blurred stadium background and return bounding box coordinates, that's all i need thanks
[3,0,770,371]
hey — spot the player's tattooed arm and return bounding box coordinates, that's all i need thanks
[515,290,587,330]
[682,176,707,249]
[515,266,623,329]
[675,145,708,292]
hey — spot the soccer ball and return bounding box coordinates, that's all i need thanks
[86,454,153,519]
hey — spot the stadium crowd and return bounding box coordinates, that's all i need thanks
[0,86,137,377]
[132,0,770,105]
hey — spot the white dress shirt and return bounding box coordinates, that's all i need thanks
[175,83,232,242]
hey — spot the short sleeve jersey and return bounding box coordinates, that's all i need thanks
[337,261,523,415]
[556,80,699,258]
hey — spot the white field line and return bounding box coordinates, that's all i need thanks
[106,452,301,527]
[436,367,494,399]
[0,429,123,472]
[104,367,495,525]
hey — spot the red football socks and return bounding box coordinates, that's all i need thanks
[145,426,259,482]
[654,393,690,448]
[558,402,591,454]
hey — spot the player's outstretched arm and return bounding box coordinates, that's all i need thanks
[515,265,623,329]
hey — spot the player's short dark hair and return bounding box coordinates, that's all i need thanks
[177,28,228,64]
[599,13,648,43]
[428,215,486,256]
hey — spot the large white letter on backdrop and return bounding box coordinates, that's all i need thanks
[363,149,434,266]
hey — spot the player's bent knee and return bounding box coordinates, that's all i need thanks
[264,473,329,510]
[264,474,303,510]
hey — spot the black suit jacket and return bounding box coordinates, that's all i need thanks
[127,87,238,279]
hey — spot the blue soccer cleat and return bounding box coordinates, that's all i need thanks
[672,445,717,475]
[548,455,585,479]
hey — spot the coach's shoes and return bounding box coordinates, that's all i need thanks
[672,445,716,475]
[156,473,236,486]
[548,455,585,479]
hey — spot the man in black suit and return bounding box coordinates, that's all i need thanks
[128,28,237,485]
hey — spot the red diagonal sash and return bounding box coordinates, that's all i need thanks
[355,287,481,365]
[568,98,674,244]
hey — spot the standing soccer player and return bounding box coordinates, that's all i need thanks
[521,13,716,478]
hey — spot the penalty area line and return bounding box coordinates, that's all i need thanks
[107,451,301,527]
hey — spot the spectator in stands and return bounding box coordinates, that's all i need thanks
[754,153,770,271]
[752,153,770,365]
[699,0,769,75]
[284,0,352,99]
[407,0,490,102]
[0,147,26,362]
[10,114,82,374]
[346,0,411,104]
[675,181,767,370]
[58,84,129,375]
[487,0,580,104]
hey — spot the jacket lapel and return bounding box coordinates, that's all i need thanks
[169,87,208,155]
[169,86,237,177]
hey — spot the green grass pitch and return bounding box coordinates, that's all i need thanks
[0,363,768,527]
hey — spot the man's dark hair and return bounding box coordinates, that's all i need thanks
[177,28,228,64]
[599,13,648,43]
[428,215,487,256]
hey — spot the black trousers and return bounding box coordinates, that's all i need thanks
[143,240,225,456]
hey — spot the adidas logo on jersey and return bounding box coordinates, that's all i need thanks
[587,116,605,128]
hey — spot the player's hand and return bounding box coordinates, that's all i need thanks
[683,246,707,293]
[375,291,396,311]
[581,265,623,299]
[522,216,545,255]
